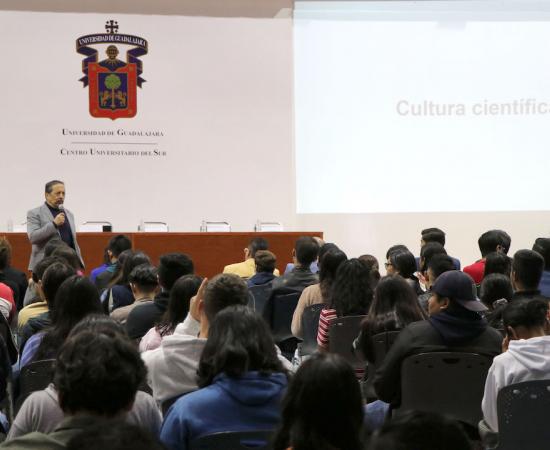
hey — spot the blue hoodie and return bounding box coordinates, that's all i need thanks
[160,371,287,450]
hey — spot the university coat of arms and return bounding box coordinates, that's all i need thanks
[76,20,148,120]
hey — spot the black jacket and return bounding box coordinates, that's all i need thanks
[270,266,318,293]
[126,291,170,340]
[374,317,502,406]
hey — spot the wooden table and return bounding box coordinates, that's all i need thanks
[4,232,323,278]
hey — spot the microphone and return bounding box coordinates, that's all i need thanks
[58,204,64,211]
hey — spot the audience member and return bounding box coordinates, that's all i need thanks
[417,254,455,311]
[18,262,75,352]
[272,236,319,292]
[386,244,408,260]
[8,315,161,440]
[0,237,27,310]
[291,248,347,338]
[142,274,249,403]
[480,298,550,443]
[480,273,514,330]
[480,273,514,310]
[90,249,110,285]
[369,411,472,450]
[111,264,159,325]
[374,270,502,406]
[317,259,373,378]
[43,239,68,259]
[108,251,151,312]
[420,227,446,247]
[464,229,511,284]
[99,248,131,309]
[483,251,512,278]
[385,248,422,295]
[355,275,426,365]
[160,305,288,450]
[532,237,550,297]
[0,282,15,324]
[273,353,364,450]
[358,253,381,287]
[247,250,277,287]
[223,237,279,278]
[419,227,461,270]
[20,276,102,367]
[92,234,132,289]
[139,274,201,352]
[510,249,548,302]
[126,253,194,340]
[20,239,69,309]
[66,421,165,450]
[1,321,147,449]
[17,257,66,328]
[283,237,326,275]
[51,247,83,274]
[419,242,447,275]
[0,331,11,423]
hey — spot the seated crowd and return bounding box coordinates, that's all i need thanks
[0,229,549,449]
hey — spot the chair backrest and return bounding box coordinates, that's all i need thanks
[364,330,401,399]
[328,315,366,368]
[397,352,491,426]
[300,303,324,355]
[371,331,401,370]
[15,359,56,414]
[496,380,550,450]
[264,290,301,358]
[190,430,273,450]
[249,282,273,315]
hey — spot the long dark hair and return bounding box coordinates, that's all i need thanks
[329,258,373,317]
[33,276,103,362]
[318,249,347,303]
[389,249,417,280]
[106,249,133,288]
[272,353,364,450]
[196,305,286,388]
[358,275,426,362]
[119,251,151,287]
[480,273,514,328]
[155,274,202,337]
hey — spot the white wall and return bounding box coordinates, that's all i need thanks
[297,212,550,272]
[0,10,296,233]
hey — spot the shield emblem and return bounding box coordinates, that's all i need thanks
[88,63,137,119]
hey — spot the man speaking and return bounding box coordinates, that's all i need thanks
[26,180,84,270]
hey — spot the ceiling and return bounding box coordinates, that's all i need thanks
[0,0,294,18]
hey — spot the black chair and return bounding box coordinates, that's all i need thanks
[396,352,492,427]
[190,430,273,450]
[15,359,55,414]
[249,282,273,315]
[364,330,401,399]
[263,289,301,360]
[495,380,550,450]
[299,303,324,356]
[328,315,366,369]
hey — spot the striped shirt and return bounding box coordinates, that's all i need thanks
[317,308,338,350]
